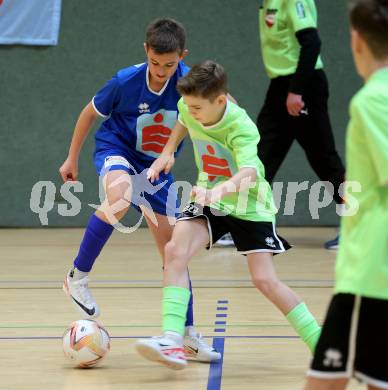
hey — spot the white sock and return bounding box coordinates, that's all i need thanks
[164,331,183,345]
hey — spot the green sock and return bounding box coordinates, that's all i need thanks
[286,302,321,353]
[163,286,191,336]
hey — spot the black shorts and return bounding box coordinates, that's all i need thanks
[309,293,388,388]
[177,203,291,254]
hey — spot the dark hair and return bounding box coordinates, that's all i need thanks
[349,0,388,59]
[176,60,228,100]
[145,18,186,54]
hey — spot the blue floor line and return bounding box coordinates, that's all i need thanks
[207,337,225,390]
[207,299,229,390]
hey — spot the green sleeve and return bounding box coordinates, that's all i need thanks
[228,119,260,170]
[287,0,317,33]
[353,96,388,185]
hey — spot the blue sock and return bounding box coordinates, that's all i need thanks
[73,214,114,272]
[185,276,194,327]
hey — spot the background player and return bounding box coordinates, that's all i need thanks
[59,18,220,362]
[258,0,346,249]
[304,0,388,389]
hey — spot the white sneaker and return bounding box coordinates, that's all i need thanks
[184,333,221,362]
[63,268,100,319]
[135,337,187,370]
[214,233,235,247]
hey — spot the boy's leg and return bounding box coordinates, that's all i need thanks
[247,252,321,353]
[144,211,194,328]
[64,169,132,318]
[303,378,348,390]
[257,79,295,183]
[135,218,211,369]
[144,211,217,361]
[293,70,345,250]
[294,70,345,203]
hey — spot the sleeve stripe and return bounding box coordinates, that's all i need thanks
[92,97,110,118]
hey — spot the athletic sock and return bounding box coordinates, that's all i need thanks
[163,286,191,337]
[74,214,114,272]
[286,302,321,353]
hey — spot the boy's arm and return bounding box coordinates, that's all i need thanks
[147,121,188,182]
[192,167,257,205]
[59,102,99,181]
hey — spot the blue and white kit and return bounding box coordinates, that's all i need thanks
[92,61,189,217]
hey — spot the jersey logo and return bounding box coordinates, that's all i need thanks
[136,109,177,158]
[323,349,343,368]
[194,140,237,184]
[265,8,278,27]
[138,102,150,113]
[202,145,232,182]
[182,203,201,216]
[296,1,306,19]
[265,237,276,248]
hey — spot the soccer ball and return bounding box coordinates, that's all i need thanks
[63,319,110,368]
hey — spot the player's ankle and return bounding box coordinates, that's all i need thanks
[184,326,196,337]
[164,331,183,344]
[70,267,89,281]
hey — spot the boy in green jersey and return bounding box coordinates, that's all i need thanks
[304,1,388,389]
[135,60,321,370]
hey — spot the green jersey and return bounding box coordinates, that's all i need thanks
[177,99,277,222]
[259,0,323,79]
[335,68,388,300]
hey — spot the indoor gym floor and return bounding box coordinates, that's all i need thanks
[0,227,363,390]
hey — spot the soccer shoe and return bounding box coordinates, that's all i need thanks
[214,232,235,247]
[184,333,221,362]
[135,337,187,370]
[63,269,100,319]
[324,234,340,250]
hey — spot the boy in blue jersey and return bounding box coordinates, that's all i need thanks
[59,18,220,362]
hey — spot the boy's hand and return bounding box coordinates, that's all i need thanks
[191,185,225,206]
[59,157,78,182]
[147,152,175,183]
[286,92,305,116]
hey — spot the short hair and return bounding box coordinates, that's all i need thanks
[145,18,186,54]
[349,0,388,59]
[176,61,228,101]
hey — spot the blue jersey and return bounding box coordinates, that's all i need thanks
[92,61,189,163]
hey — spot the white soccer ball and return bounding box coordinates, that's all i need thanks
[63,319,110,368]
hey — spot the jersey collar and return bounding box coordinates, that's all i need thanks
[146,66,170,96]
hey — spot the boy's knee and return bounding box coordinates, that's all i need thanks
[164,240,188,265]
[105,191,130,217]
[251,275,279,295]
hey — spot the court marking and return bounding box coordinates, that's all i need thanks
[0,323,312,328]
[0,335,300,340]
[207,299,229,390]
[0,279,335,284]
